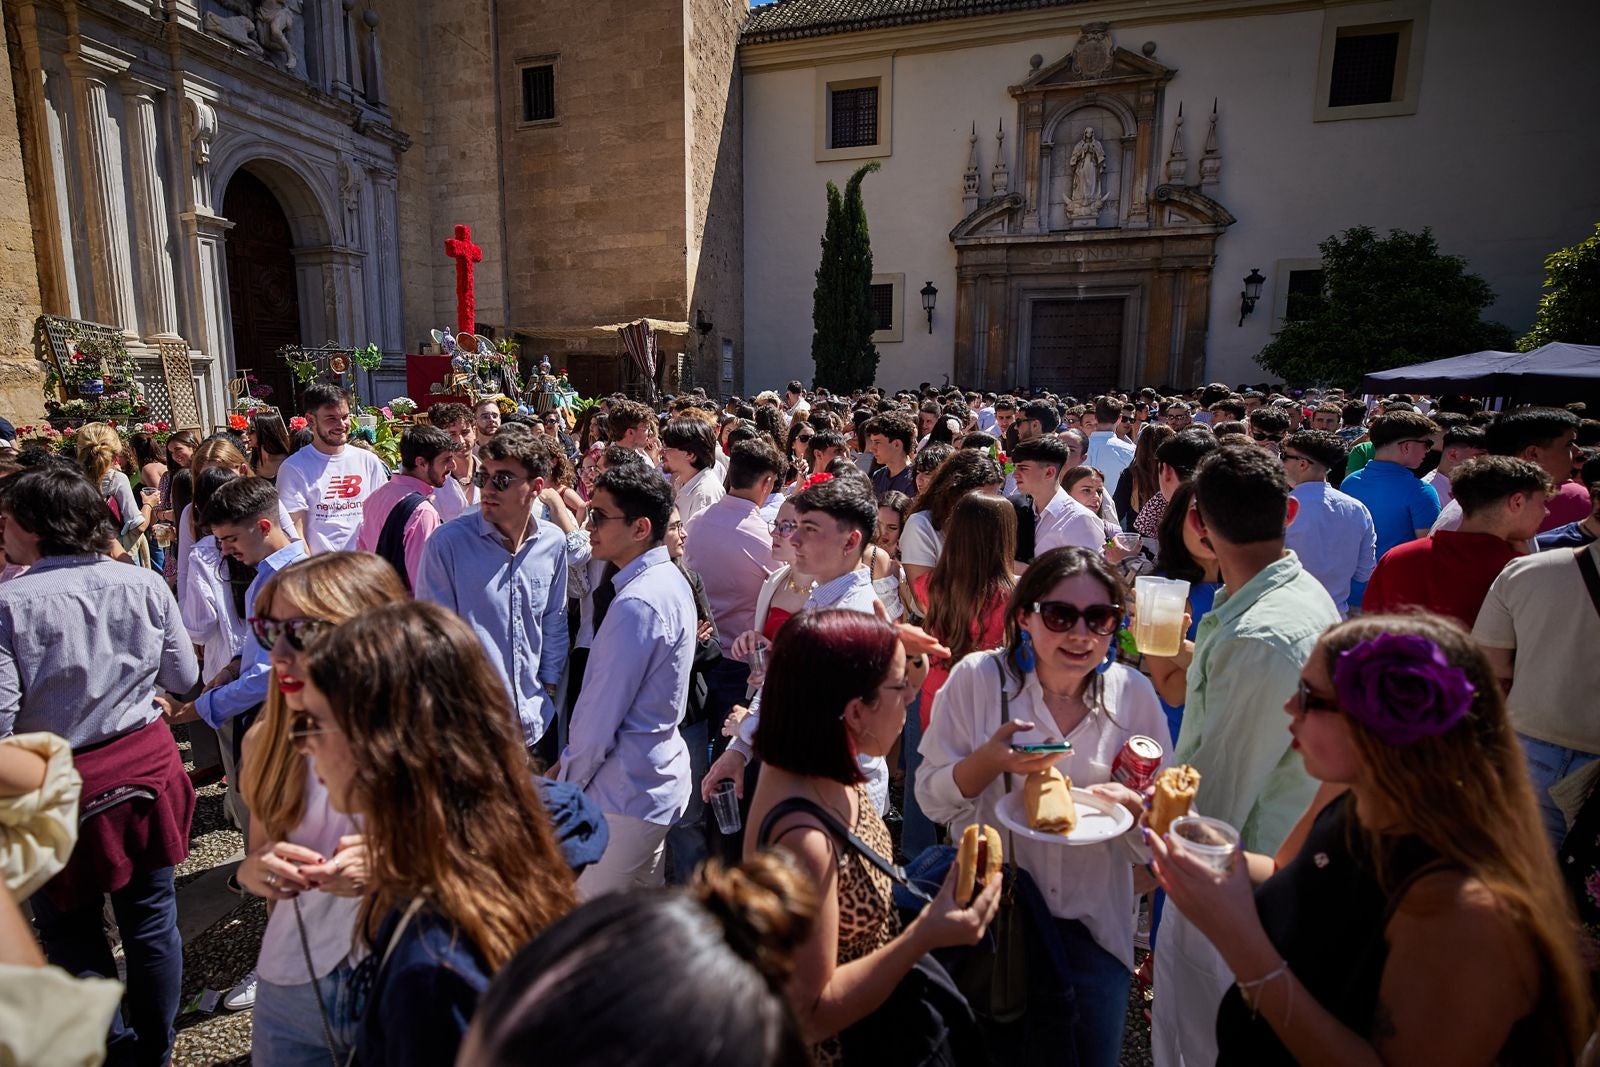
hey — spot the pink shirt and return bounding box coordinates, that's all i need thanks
[682,494,776,657]
[356,474,442,588]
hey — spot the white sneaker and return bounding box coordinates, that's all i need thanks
[223,970,258,1011]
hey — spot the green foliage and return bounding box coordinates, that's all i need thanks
[1519,222,1600,350]
[811,161,881,391]
[1255,226,1516,389]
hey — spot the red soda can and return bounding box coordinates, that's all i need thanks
[1112,735,1163,792]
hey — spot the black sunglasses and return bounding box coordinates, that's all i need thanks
[1251,431,1284,442]
[472,469,523,491]
[249,616,330,652]
[1031,601,1121,636]
[1297,680,1341,716]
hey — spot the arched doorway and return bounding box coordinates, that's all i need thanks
[223,170,302,413]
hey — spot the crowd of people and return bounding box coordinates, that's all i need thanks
[0,374,1598,1067]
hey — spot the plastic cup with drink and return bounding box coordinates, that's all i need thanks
[1133,575,1189,657]
[1167,814,1240,872]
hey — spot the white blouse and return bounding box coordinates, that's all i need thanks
[899,511,942,568]
[915,650,1173,970]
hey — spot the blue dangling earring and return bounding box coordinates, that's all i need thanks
[1014,630,1037,674]
[1094,642,1118,675]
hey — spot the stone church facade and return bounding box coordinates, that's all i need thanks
[0,0,746,422]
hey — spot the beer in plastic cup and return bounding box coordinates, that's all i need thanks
[1133,576,1189,657]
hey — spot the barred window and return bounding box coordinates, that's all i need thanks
[1328,31,1399,108]
[869,283,895,333]
[830,85,878,149]
[522,64,556,123]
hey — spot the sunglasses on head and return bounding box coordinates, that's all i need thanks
[472,469,523,491]
[1031,600,1121,636]
[288,711,338,747]
[249,616,330,652]
[1252,431,1284,442]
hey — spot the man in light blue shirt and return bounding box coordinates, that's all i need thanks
[1086,396,1137,495]
[559,463,695,897]
[168,478,306,732]
[1281,430,1376,616]
[417,426,568,760]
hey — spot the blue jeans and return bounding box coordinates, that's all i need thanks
[1055,917,1130,1067]
[1519,733,1600,849]
[31,866,182,1067]
[252,960,359,1067]
[900,694,938,857]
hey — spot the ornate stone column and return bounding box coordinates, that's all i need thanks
[65,44,140,336]
[120,77,181,340]
[371,171,402,354]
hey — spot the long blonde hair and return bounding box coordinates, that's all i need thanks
[187,438,252,538]
[239,553,407,841]
[75,423,123,486]
[1323,614,1591,1058]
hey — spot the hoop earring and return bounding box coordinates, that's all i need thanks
[1014,630,1036,674]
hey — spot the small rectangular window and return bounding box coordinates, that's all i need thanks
[869,283,895,333]
[721,339,734,381]
[830,85,878,149]
[522,64,556,123]
[1328,30,1400,108]
[1285,269,1326,322]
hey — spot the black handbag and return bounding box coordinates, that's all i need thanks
[758,797,990,1067]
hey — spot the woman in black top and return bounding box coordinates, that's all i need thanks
[1150,613,1591,1066]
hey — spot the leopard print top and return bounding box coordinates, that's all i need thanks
[813,785,900,1067]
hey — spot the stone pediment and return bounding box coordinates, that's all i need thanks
[1009,37,1174,95]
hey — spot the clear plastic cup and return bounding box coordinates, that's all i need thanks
[1133,576,1190,657]
[710,779,742,835]
[1113,531,1142,554]
[1168,814,1240,872]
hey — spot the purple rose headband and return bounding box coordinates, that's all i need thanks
[1331,633,1476,746]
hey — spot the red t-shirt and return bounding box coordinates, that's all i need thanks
[920,588,1010,729]
[1363,531,1521,628]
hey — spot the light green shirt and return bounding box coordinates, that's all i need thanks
[1175,551,1341,854]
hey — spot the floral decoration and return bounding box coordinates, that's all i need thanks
[800,472,835,490]
[228,413,249,432]
[289,416,308,432]
[1331,633,1476,746]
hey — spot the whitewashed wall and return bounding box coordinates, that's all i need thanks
[742,1,1600,391]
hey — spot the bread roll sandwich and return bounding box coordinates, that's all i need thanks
[1025,767,1078,835]
[1149,764,1201,836]
[955,824,1003,905]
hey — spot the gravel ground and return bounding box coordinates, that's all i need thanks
[170,728,257,1067]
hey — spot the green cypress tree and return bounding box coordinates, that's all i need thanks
[811,161,881,391]
[1519,221,1600,350]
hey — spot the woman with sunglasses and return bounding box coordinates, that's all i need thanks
[916,546,1173,1067]
[235,552,407,1063]
[1149,614,1590,1066]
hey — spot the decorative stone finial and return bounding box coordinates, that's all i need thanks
[1199,98,1221,187]
[962,121,980,212]
[991,119,1010,196]
[1165,101,1188,184]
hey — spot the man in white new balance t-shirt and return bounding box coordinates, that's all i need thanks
[275,382,390,553]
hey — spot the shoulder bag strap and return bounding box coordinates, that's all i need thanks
[757,796,933,904]
[995,657,1019,873]
[1575,546,1600,623]
[375,492,427,592]
[340,897,427,1067]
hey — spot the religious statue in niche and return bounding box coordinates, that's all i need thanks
[1066,127,1109,219]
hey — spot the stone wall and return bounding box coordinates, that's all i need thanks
[0,20,46,421]
[497,0,690,336]
[380,0,509,350]
[685,0,746,392]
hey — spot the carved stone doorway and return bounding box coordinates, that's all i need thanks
[223,171,302,413]
[1029,298,1124,396]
